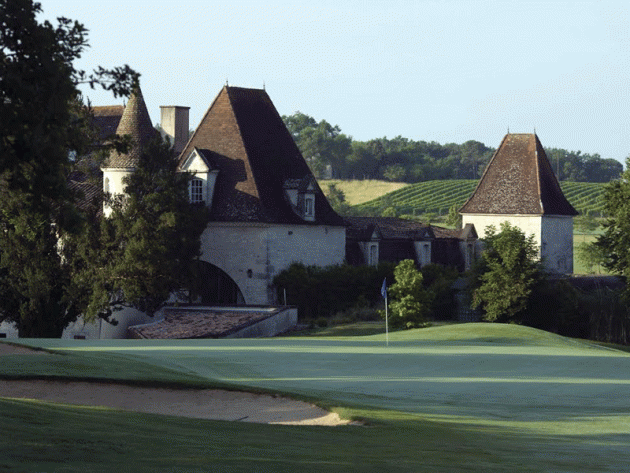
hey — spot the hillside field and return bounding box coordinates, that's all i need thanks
[3,324,630,472]
[320,179,408,205]
[323,179,608,217]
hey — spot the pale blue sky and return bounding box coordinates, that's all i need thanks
[41,1,630,164]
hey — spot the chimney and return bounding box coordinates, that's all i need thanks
[160,105,190,156]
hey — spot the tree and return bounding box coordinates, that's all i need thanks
[325,183,353,216]
[471,223,542,322]
[576,241,607,275]
[446,204,462,229]
[0,0,138,336]
[595,158,630,292]
[82,136,210,320]
[387,259,433,329]
[282,112,352,178]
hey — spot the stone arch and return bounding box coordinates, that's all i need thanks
[191,261,245,305]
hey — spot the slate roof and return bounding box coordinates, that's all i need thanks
[105,87,159,169]
[178,86,344,225]
[91,106,123,141]
[344,216,434,240]
[67,171,102,215]
[460,134,578,216]
[431,223,477,240]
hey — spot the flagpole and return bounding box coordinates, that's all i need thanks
[385,291,389,347]
[381,278,389,347]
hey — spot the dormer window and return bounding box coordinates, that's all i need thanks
[304,196,314,217]
[284,176,317,221]
[189,178,204,203]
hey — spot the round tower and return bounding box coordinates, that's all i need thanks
[101,85,158,216]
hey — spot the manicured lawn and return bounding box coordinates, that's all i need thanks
[4,323,630,472]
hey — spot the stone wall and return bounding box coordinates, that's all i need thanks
[461,213,574,274]
[200,222,346,305]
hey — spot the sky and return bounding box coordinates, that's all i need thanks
[40,0,630,164]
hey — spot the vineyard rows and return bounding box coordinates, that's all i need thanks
[355,180,608,216]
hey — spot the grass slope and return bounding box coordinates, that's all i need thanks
[320,179,408,205]
[4,324,630,472]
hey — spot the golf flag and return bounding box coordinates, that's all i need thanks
[381,278,387,299]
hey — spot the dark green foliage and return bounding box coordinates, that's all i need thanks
[421,264,459,320]
[387,260,433,329]
[0,0,137,337]
[283,109,618,184]
[446,203,462,229]
[524,279,630,345]
[325,183,353,216]
[595,159,630,298]
[274,261,459,324]
[576,241,608,274]
[546,148,622,183]
[282,112,352,179]
[82,136,210,319]
[471,223,543,323]
[273,262,395,321]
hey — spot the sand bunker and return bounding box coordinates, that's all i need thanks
[0,344,349,426]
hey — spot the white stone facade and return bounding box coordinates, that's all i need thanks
[0,307,155,340]
[101,167,134,217]
[200,222,346,305]
[462,213,573,273]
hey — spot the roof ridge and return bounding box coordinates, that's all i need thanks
[534,134,543,209]
[459,134,509,212]
[178,86,226,164]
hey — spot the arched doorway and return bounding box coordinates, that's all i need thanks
[191,261,245,305]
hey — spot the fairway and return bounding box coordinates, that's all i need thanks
[4,323,630,471]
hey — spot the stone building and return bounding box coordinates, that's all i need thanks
[177,86,347,305]
[460,133,578,273]
[344,216,477,271]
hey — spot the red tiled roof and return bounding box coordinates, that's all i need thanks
[179,86,344,225]
[128,308,275,339]
[460,134,578,216]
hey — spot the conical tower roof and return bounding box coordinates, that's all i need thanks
[460,133,578,216]
[105,86,158,168]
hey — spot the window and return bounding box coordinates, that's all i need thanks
[104,177,110,194]
[304,197,314,216]
[189,178,203,203]
[369,244,378,266]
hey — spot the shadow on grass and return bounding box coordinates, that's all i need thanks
[0,399,623,473]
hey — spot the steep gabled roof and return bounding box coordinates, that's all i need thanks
[460,134,578,216]
[179,86,344,225]
[105,87,159,168]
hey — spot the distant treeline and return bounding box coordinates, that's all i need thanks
[283,112,623,183]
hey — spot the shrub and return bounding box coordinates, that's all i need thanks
[471,223,543,323]
[273,262,395,321]
[387,260,433,329]
[421,264,459,320]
